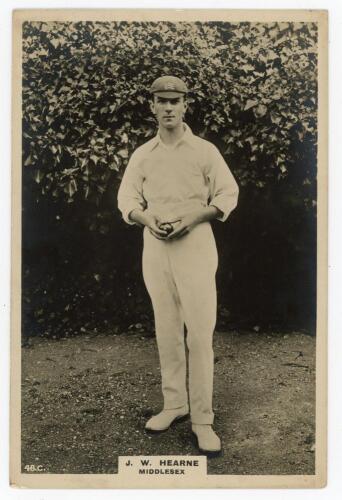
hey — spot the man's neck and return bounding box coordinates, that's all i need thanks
[159,123,185,146]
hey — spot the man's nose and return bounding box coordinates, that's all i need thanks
[165,101,172,111]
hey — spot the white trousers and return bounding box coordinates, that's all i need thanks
[142,222,218,425]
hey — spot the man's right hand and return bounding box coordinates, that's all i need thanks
[147,214,170,239]
[129,210,168,239]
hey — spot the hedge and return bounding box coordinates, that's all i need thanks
[21,21,318,337]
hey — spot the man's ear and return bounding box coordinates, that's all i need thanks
[150,99,156,115]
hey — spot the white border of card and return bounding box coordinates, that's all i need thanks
[10,8,328,489]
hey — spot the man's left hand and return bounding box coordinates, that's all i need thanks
[165,206,222,240]
[166,212,200,240]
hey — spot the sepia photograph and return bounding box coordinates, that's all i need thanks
[11,9,327,489]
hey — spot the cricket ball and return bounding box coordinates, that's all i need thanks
[159,222,173,235]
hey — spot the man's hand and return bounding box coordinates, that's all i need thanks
[166,213,198,240]
[166,206,222,240]
[145,214,171,239]
[129,209,168,239]
[148,221,169,239]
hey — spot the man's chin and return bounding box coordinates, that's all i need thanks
[163,122,175,129]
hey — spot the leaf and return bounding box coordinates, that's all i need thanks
[244,99,258,111]
[66,179,77,197]
[241,64,254,72]
[34,170,44,184]
[254,104,267,117]
[90,154,100,165]
[62,167,79,176]
[108,161,119,171]
[117,149,128,159]
[50,38,60,49]
[270,112,281,125]
[24,155,32,166]
[267,50,278,61]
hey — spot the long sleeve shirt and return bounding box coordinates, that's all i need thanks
[117,123,239,225]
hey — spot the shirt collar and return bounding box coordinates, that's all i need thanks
[148,123,196,152]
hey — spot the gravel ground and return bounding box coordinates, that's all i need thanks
[21,329,315,475]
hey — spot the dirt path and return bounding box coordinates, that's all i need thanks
[21,330,315,475]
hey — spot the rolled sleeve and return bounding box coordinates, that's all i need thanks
[117,150,147,225]
[207,145,239,222]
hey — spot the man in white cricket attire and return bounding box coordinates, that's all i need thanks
[118,76,239,454]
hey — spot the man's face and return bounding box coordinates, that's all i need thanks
[150,94,187,129]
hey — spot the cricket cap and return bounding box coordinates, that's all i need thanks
[149,76,188,97]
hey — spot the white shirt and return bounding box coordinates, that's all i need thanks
[118,124,239,224]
